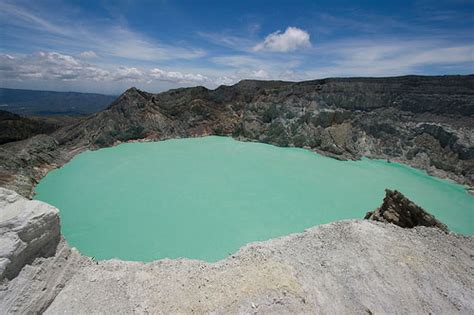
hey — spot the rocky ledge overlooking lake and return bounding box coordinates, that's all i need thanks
[0,188,472,313]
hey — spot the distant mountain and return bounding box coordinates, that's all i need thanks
[49,75,471,187]
[0,110,60,144]
[0,88,116,116]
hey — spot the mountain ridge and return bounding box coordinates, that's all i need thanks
[0,75,473,197]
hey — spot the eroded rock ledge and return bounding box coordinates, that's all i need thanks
[0,188,472,314]
[365,189,449,232]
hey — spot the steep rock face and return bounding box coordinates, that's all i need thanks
[364,189,449,232]
[1,75,473,198]
[0,188,60,280]
[0,134,74,198]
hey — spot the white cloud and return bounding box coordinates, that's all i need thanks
[0,51,273,89]
[253,27,311,52]
[251,69,269,79]
[0,52,110,81]
[79,50,99,58]
[0,52,212,85]
[149,68,209,83]
[113,67,144,81]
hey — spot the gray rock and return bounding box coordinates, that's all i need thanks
[0,239,87,313]
[364,189,449,232]
[0,188,60,280]
[44,221,473,314]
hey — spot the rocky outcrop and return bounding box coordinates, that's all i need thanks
[0,188,60,280]
[1,75,473,198]
[364,189,449,232]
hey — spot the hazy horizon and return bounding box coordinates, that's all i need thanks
[2,73,474,96]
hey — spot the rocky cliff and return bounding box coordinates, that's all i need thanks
[1,75,473,198]
[0,188,472,314]
[0,188,60,281]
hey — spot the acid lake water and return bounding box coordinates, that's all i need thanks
[34,136,473,262]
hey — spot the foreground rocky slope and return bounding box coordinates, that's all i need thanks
[0,188,472,313]
[0,75,473,197]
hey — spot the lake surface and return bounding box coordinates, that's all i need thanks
[34,136,473,262]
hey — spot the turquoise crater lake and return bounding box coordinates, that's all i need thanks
[34,136,473,262]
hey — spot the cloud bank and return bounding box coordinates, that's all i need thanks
[0,52,212,85]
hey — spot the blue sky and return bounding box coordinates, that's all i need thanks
[0,0,473,94]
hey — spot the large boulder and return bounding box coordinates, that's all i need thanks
[0,188,60,280]
[364,189,449,232]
